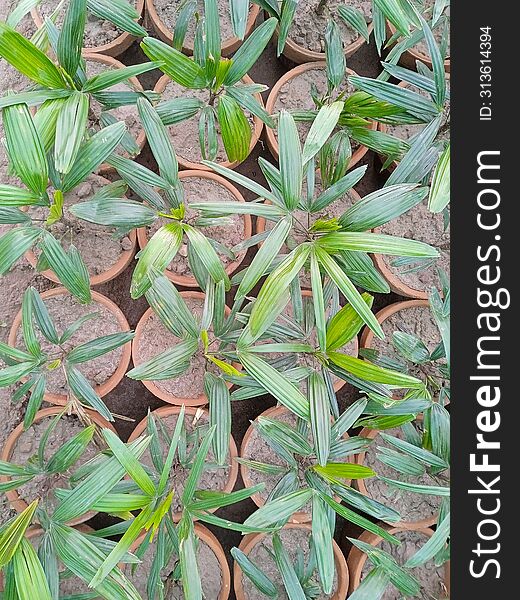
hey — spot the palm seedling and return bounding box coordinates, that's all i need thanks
[139,0,277,165]
[70,98,243,300]
[0,287,133,427]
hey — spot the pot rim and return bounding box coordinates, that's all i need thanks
[7,287,133,406]
[153,73,264,171]
[131,291,236,406]
[0,406,116,525]
[24,173,138,287]
[233,522,349,600]
[347,525,450,595]
[146,0,260,57]
[264,61,376,166]
[30,1,145,58]
[136,169,252,288]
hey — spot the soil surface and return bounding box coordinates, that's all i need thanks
[377,200,450,292]
[9,414,101,511]
[362,425,448,523]
[29,174,133,279]
[160,79,254,165]
[13,292,126,395]
[127,534,222,599]
[39,0,138,49]
[289,0,372,53]
[242,527,338,599]
[139,410,231,512]
[146,176,245,278]
[360,529,448,599]
[152,0,246,48]
[134,297,218,400]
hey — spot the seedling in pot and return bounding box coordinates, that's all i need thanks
[0,287,133,427]
[199,105,438,340]
[70,98,240,300]
[140,0,277,164]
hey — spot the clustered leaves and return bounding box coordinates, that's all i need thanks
[0,0,450,599]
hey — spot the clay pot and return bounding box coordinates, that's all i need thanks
[128,405,239,508]
[131,291,236,406]
[153,73,264,171]
[24,174,137,287]
[136,170,252,288]
[0,407,117,526]
[146,0,260,57]
[386,21,450,73]
[265,62,376,166]
[31,1,145,58]
[130,517,231,600]
[240,405,354,523]
[274,21,374,65]
[353,425,439,529]
[83,52,147,175]
[347,526,450,596]
[234,523,349,600]
[8,288,133,406]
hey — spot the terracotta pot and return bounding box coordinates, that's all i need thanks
[128,405,239,508]
[136,170,252,288]
[265,62,376,167]
[153,73,264,171]
[31,1,145,58]
[24,174,137,287]
[131,291,236,406]
[347,525,450,596]
[386,21,450,73]
[146,0,260,57]
[8,288,133,407]
[353,425,440,529]
[130,517,231,600]
[0,407,117,526]
[274,21,374,65]
[234,523,349,600]
[83,52,147,175]
[240,405,354,523]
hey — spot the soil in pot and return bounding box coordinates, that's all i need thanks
[288,0,371,54]
[84,58,143,156]
[134,297,218,400]
[359,530,448,599]
[243,528,339,599]
[151,0,247,47]
[28,174,134,279]
[38,0,138,49]
[370,305,443,377]
[272,66,360,152]
[139,410,231,512]
[159,78,255,165]
[8,414,102,511]
[362,426,448,524]
[127,534,222,599]
[145,177,245,279]
[377,200,450,293]
[12,292,126,396]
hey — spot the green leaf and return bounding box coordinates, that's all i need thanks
[244,489,313,529]
[184,224,230,288]
[314,463,376,480]
[328,353,422,387]
[231,547,277,597]
[67,332,134,364]
[301,102,343,166]
[428,143,450,213]
[66,364,113,421]
[338,5,370,42]
[23,375,46,429]
[182,425,216,504]
[229,0,249,40]
[57,0,87,76]
[348,566,390,600]
[325,19,346,89]
[405,513,450,567]
[311,166,367,213]
[0,501,38,567]
[278,110,302,210]
[206,373,231,466]
[86,0,147,37]
[0,21,66,88]
[327,293,373,352]
[217,94,251,163]
[141,36,206,89]
[379,477,450,496]
[317,231,439,258]
[272,533,307,600]
[312,494,335,595]
[83,62,162,93]
[12,538,52,600]
[309,372,330,467]
[127,337,198,381]
[54,92,89,175]
[0,362,37,388]
[46,425,95,474]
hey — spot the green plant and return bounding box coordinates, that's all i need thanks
[0,287,133,427]
[139,0,276,164]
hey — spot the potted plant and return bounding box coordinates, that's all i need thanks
[31,0,147,57]
[140,0,277,169]
[233,523,349,599]
[72,98,252,293]
[146,0,261,55]
[3,287,133,424]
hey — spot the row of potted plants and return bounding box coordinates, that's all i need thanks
[0,0,450,598]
